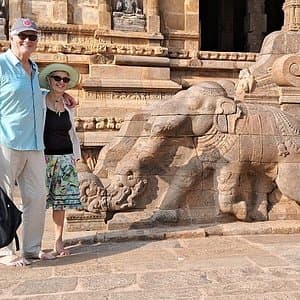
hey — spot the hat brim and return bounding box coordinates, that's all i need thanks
[10,28,38,35]
[39,63,80,89]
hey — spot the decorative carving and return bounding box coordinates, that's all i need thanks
[78,160,147,213]
[198,51,257,62]
[272,54,300,87]
[95,81,300,222]
[115,0,142,14]
[283,0,300,31]
[81,148,100,172]
[112,0,146,32]
[75,117,124,131]
[169,49,190,59]
[235,68,256,96]
[77,161,105,213]
[90,54,114,64]
[84,91,173,102]
[37,41,168,57]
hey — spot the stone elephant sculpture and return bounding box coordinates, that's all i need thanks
[99,81,300,221]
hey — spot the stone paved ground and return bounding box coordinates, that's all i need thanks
[1,193,300,299]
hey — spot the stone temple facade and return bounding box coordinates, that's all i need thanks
[2,0,300,230]
[1,0,284,167]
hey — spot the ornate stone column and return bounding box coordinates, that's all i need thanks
[184,0,199,55]
[145,0,160,33]
[98,0,111,30]
[51,0,68,24]
[8,0,22,27]
[282,0,300,31]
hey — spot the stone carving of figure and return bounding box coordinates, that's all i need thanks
[115,0,142,14]
[235,68,255,96]
[115,0,124,12]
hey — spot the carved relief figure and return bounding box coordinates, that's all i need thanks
[113,0,145,32]
[115,0,141,14]
[98,81,300,222]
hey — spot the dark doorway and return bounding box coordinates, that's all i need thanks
[265,0,284,35]
[200,0,247,52]
[200,0,284,52]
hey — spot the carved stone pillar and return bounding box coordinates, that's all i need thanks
[184,0,199,55]
[8,0,22,27]
[282,0,300,31]
[145,0,160,33]
[98,0,111,30]
[51,0,68,24]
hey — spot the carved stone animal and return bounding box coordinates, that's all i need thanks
[104,81,300,221]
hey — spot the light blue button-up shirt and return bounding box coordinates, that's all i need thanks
[0,49,45,150]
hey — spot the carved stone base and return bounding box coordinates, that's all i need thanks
[107,208,217,230]
[66,210,108,232]
[107,209,193,230]
[268,199,300,221]
[113,12,146,32]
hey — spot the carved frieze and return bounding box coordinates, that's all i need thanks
[75,117,124,131]
[84,91,173,105]
[199,51,257,62]
[35,40,168,57]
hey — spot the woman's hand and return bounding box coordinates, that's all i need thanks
[63,92,78,108]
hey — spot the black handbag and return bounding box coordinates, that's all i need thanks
[0,187,22,251]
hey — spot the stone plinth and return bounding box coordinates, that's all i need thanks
[269,199,300,221]
[112,12,146,32]
[66,210,108,231]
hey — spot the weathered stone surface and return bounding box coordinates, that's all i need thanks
[1,202,299,300]
[78,274,136,291]
[13,278,78,295]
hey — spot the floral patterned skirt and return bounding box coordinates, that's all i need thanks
[45,154,82,210]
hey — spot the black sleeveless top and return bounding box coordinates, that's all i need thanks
[44,108,73,155]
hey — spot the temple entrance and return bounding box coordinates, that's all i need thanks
[200,0,247,52]
[200,0,284,52]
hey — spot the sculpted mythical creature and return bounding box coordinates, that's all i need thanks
[93,81,300,222]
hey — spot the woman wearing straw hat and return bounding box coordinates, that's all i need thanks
[39,63,82,256]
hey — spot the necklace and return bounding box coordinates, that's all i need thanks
[47,94,63,116]
[54,100,61,116]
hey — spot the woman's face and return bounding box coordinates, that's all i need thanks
[48,71,70,93]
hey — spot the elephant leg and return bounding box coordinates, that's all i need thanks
[160,157,202,210]
[217,163,247,220]
[248,193,268,221]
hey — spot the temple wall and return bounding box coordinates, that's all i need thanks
[1,0,267,168]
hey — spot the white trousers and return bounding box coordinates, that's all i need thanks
[0,145,47,257]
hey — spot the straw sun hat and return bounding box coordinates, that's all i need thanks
[39,63,80,89]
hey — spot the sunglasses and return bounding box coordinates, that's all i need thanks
[50,75,71,83]
[17,33,38,41]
